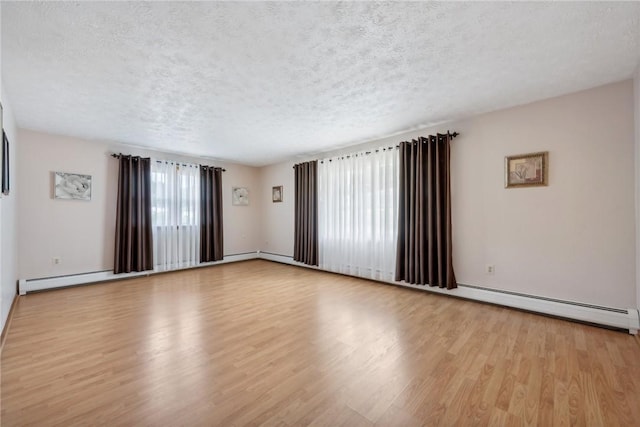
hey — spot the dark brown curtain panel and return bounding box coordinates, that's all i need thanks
[395,134,457,289]
[294,160,318,266]
[114,156,153,274]
[200,166,224,262]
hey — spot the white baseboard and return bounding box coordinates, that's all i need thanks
[17,251,640,334]
[259,251,322,270]
[18,252,259,295]
[257,252,640,335]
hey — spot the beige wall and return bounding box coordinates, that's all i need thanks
[635,66,640,310]
[1,81,20,332]
[0,0,18,333]
[17,131,261,279]
[14,80,637,310]
[259,161,295,257]
[260,80,636,309]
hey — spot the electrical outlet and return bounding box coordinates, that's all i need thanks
[52,257,61,265]
[486,264,495,274]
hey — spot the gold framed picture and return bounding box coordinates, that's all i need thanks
[272,185,283,203]
[505,151,548,188]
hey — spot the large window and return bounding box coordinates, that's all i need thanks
[317,148,398,281]
[150,161,200,270]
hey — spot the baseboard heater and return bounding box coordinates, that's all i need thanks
[18,252,259,295]
[18,251,639,334]
[259,252,640,335]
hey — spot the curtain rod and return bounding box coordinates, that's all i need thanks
[110,153,226,172]
[294,131,460,167]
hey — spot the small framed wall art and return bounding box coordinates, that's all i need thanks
[54,172,92,200]
[232,187,249,206]
[0,102,5,197]
[505,151,548,188]
[2,130,8,195]
[272,185,283,203]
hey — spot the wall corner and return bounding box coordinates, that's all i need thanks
[634,64,640,310]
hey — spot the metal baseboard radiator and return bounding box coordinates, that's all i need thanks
[17,251,639,335]
[18,252,259,295]
[258,252,640,335]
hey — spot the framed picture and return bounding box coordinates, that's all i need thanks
[232,187,249,206]
[54,172,92,200]
[272,185,283,203]
[0,102,4,197]
[1,130,8,196]
[505,151,548,188]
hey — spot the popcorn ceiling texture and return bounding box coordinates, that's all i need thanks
[3,2,640,166]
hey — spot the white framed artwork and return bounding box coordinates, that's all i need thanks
[232,187,249,206]
[54,172,92,201]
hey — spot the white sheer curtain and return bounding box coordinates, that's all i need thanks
[151,161,200,271]
[318,148,399,281]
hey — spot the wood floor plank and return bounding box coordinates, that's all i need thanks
[1,260,639,426]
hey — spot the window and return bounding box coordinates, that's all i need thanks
[150,161,200,270]
[317,148,398,281]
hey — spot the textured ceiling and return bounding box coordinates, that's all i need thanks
[2,2,640,166]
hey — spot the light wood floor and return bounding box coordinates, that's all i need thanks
[1,260,639,426]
